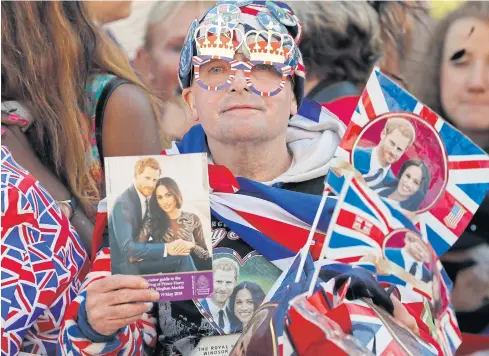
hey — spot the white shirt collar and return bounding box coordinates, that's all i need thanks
[370,146,390,174]
[364,147,391,188]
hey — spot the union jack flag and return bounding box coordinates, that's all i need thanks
[1,146,89,355]
[334,68,489,256]
[235,248,453,356]
[322,171,419,263]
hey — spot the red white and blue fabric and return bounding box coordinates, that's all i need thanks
[70,167,461,355]
[334,68,489,256]
[57,248,157,356]
[1,146,89,355]
[252,250,461,356]
[323,171,419,261]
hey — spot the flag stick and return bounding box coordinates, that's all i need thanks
[294,188,330,283]
[307,173,353,296]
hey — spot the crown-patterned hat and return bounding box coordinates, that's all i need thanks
[178,0,306,108]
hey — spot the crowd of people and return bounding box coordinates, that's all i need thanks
[1,0,488,355]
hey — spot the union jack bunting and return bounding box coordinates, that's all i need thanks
[1,146,89,355]
[333,67,489,256]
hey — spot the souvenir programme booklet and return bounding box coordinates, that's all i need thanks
[105,153,213,302]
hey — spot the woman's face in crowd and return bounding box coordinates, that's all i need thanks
[142,4,205,102]
[397,165,422,198]
[84,1,133,24]
[234,288,255,325]
[155,185,177,214]
[441,18,489,132]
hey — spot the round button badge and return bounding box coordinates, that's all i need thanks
[217,0,252,7]
[265,0,297,27]
[257,12,287,34]
[179,19,199,79]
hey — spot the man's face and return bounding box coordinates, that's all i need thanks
[134,167,159,197]
[404,232,430,263]
[213,269,236,304]
[378,129,411,166]
[183,53,298,144]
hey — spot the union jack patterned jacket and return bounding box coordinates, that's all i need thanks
[1,146,89,355]
[57,248,158,355]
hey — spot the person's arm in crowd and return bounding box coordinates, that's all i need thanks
[2,185,53,355]
[102,84,163,157]
[58,248,160,355]
[1,116,94,255]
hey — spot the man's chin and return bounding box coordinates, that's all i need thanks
[214,295,227,303]
[218,123,270,143]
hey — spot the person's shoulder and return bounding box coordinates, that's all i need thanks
[113,186,137,206]
[354,146,372,156]
[384,248,403,261]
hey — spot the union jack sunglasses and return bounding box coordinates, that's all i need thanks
[192,55,294,97]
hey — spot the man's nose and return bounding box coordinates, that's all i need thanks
[228,69,250,94]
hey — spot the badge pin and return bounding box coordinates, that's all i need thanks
[257,12,287,34]
[217,0,252,7]
[179,19,199,79]
[204,4,241,32]
[265,0,297,27]
[287,46,299,67]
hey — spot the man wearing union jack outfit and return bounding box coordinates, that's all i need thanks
[56,2,452,355]
[1,146,89,355]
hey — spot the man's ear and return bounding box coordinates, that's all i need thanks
[380,128,386,141]
[182,87,199,122]
[290,95,298,117]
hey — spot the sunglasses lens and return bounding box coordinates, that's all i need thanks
[198,59,232,88]
[250,64,284,93]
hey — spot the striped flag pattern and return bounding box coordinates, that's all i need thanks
[333,67,489,256]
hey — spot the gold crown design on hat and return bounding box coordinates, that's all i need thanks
[244,21,295,64]
[194,16,244,59]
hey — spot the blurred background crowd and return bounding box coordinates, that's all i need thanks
[1,0,488,352]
